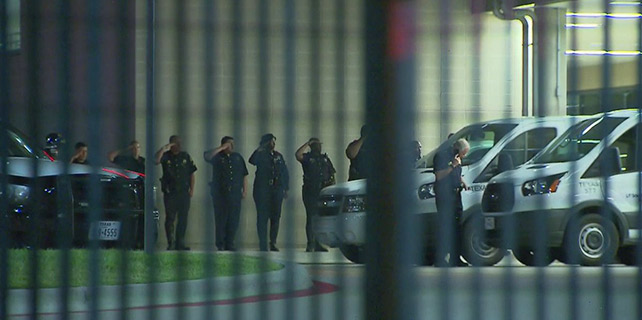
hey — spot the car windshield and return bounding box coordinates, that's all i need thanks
[531,116,626,164]
[417,123,517,168]
[5,125,48,159]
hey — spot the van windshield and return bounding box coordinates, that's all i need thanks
[417,123,517,168]
[531,116,626,164]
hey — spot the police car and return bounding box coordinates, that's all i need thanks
[314,116,584,264]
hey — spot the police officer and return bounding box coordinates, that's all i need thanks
[70,142,89,164]
[346,125,370,181]
[296,138,335,252]
[433,138,469,267]
[108,140,145,173]
[411,140,422,166]
[204,136,248,251]
[44,132,65,160]
[249,133,289,252]
[155,135,197,250]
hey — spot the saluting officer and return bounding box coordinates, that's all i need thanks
[433,138,469,266]
[346,125,370,181]
[155,135,197,250]
[249,133,289,252]
[108,140,145,173]
[204,136,248,251]
[296,138,336,252]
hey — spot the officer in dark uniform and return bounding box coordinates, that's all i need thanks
[433,138,469,267]
[155,135,197,250]
[411,140,422,167]
[44,132,65,160]
[108,140,145,173]
[71,142,89,164]
[296,138,336,252]
[204,136,248,251]
[346,125,370,181]
[249,133,289,252]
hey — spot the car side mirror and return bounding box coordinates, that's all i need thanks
[601,146,622,176]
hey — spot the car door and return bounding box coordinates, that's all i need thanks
[600,123,640,240]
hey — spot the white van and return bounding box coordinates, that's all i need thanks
[314,116,583,264]
[481,109,641,266]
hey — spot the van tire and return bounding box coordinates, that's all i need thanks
[513,247,555,266]
[462,220,505,266]
[564,213,619,266]
[340,244,364,264]
[617,246,639,266]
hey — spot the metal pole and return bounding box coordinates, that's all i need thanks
[365,1,418,319]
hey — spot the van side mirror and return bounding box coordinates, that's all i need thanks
[601,147,622,176]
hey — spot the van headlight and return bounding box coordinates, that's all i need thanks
[343,195,366,213]
[522,173,565,196]
[418,183,435,199]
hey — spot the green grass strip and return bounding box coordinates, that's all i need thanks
[4,249,282,289]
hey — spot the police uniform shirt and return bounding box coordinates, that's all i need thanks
[249,149,289,191]
[208,152,248,193]
[113,155,146,174]
[160,151,197,193]
[433,148,462,192]
[348,139,372,180]
[301,152,335,190]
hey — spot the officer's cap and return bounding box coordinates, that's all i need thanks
[308,137,321,145]
[260,133,276,145]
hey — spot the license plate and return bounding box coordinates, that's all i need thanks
[89,221,121,241]
[484,217,495,230]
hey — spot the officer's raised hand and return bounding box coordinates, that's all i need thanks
[155,142,175,164]
[452,154,462,167]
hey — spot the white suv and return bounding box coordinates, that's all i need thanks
[481,109,641,266]
[314,116,583,264]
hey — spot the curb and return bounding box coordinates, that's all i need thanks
[7,259,312,315]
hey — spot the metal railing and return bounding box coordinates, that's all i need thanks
[1,0,641,319]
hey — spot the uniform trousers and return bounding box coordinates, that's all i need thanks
[212,188,242,250]
[163,191,191,249]
[253,186,284,250]
[435,185,463,266]
[302,186,321,248]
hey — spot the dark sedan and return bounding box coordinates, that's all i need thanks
[2,123,157,248]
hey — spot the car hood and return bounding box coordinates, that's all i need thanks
[4,157,140,180]
[489,162,572,186]
[318,168,454,197]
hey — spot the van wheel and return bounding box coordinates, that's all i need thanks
[564,214,618,266]
[513,247,555,266]
[340,244,364,264]
[617,246,639,266]
[462,220,505,266]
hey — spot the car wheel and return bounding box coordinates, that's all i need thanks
[462,220,505,266]
[617,246,639,266]
[564,213,619,266]
[340,244,364,264]
[513,247,555,266]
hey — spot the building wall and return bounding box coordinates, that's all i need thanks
[7,0,136,158]
[135,0,523,249]
[571,60,640,92]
